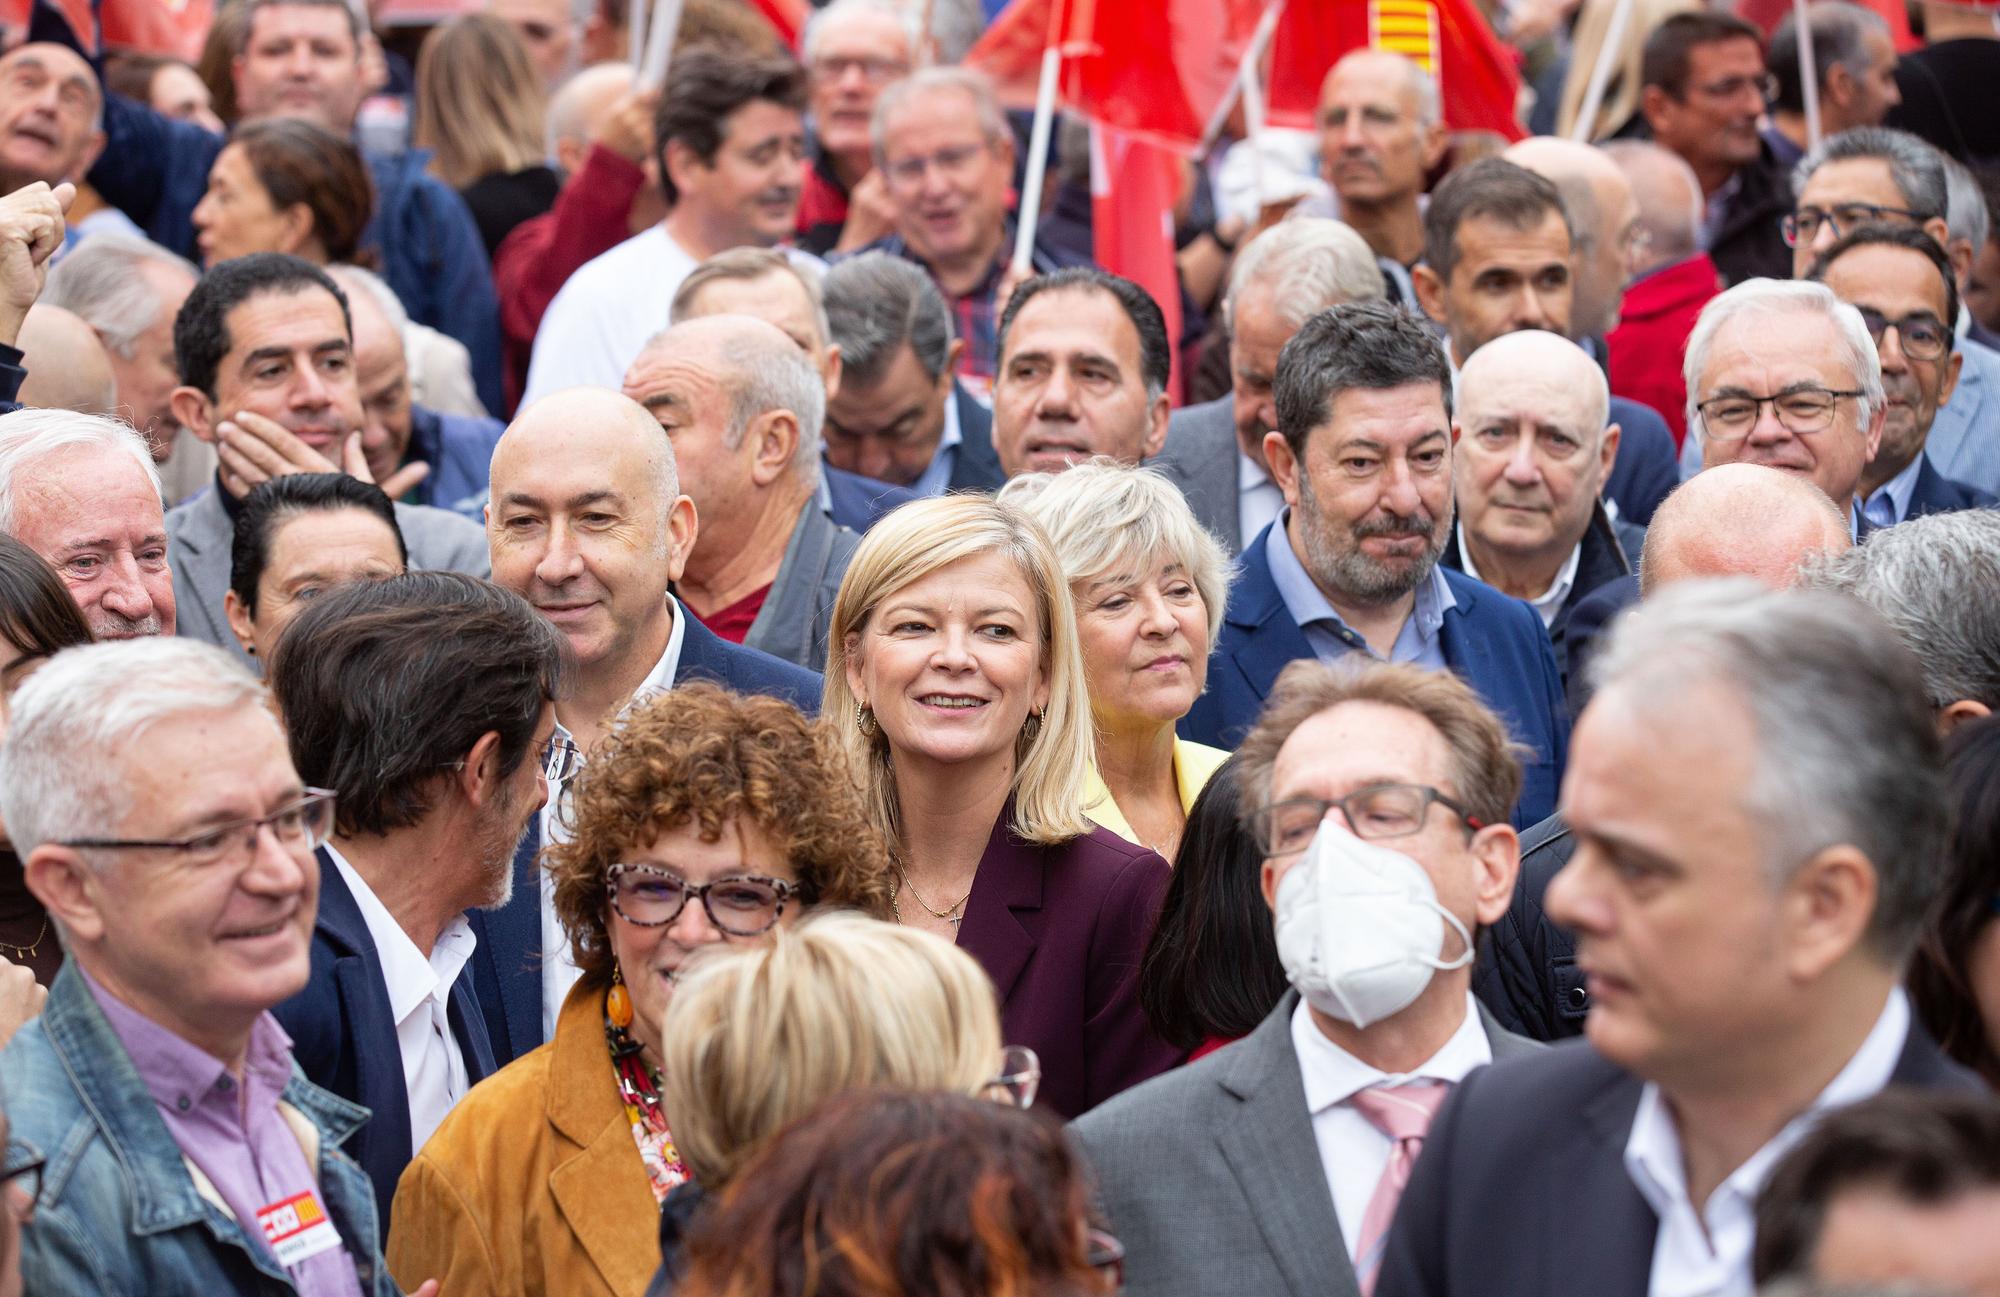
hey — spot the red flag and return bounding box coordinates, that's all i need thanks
[100,0,213,59]
[742,0,807,50]
[1091,124,1185,403]
[966,0,1268,151]
[1264,0,1526,140]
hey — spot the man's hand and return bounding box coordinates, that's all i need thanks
[215,410,430,501]
[832,169,898,253]
[0,180,74,348]
[595,88,661,167]
[0,960,46,1050]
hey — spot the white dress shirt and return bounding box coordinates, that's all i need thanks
[1623,988,1911,1297]
[1453,524,1583,629]
[538,595,689,1039]
[1238,448,1286,554]
[324,844,478,1152]
[1290,993,1494,1261]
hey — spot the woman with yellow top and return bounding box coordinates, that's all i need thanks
[1000,461,1233,862]
[385,684,894,1297]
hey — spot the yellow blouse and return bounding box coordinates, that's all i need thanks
[1082,738,1231,854]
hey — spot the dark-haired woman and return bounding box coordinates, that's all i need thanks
[192,118,376,268]
[0,535,93,992]
[225,473,408,663]
[1138,756,1289,1060]
[1911,715,2000,1087]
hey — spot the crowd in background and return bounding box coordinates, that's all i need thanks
[0,0,1993,1292]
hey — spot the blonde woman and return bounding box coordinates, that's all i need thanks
[414,15,556,257]
[824,495,1182,1118]
[646,912,1023,1293]
[1001,462,1231,861]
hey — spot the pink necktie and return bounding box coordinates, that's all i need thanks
[1349,1080,1451,1296]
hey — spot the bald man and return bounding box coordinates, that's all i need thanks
[621,313,860,670]
[1601,141,1720,451]
[1503,138,1642,344]
[15,304,116,415]
[475,384,819,1064]
[1474,459,1855,1042]
[1442,331,1643,686]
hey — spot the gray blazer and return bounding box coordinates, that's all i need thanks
[1069,990,1542,1297]
[740,495,860,672]
[1152,396,1244,557]
[166,483,492,668]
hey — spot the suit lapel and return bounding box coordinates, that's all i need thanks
[315,857,416,1174]
[1558,1060,1657,1294]
[446,973,499,1082]
[473,821,545,1063]
[1223,526,1314,707]
[953,816,1042,1008]
[171,489,233,647]
[1213,995,1358,1297]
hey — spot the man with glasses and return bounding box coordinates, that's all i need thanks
[1687,277,1886,529]
[1789,127,2000,496]
[1808,225,1995,527]
[1075,657,1537,1297]
[797,0,917,257]
[862,66,1086,399]
[0,638,420,1295]
[266,572,568,1226]
[1638,12,1794,285]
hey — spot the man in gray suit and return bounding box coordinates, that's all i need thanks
[164,253,490,667]
[1072,656,1538,1297]
[623,314,858,670]
[1152,219,1387,557]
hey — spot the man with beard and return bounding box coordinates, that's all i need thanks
[0,408,177,638]
[1808,225,1995,526]
[164,253,490,666]
[1180,301,1569,828]
[268,570,568,1226]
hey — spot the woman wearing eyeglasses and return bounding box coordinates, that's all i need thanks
[386,683,894,1297]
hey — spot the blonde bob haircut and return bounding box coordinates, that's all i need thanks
[998,458,1232,645]
[659,911,1003,1187]
[823,494,1093,847]
[414,15,549,190]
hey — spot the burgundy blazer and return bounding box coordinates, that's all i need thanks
[956,814,1185,1119]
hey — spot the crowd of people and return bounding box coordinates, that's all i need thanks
[0,0,1994,1293]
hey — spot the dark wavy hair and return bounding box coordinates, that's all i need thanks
[227,117,377,266]
[676,1089,1112,1297]
[1138,757,1288,1050]
[1909,715,2000,1086]
[546,682,895,988]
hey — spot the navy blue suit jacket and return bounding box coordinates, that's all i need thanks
[468,613,823,1067]
[273,850,498,1227]
[948,385,1007,492]
[1603,397,1678,527]
[825,466,920,532]
[1907,453,1999,517]
[1179,524,1569,827]
[1375,1024,1984,1297]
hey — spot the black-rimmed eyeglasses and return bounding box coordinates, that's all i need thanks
[1781,202,1928,248]
[540,734,583,784]
[1695,387,1867,441]
[58,789,337,864]
[1250,783,1482,858]
[605,864,797,937]
[1853,307,1950,362]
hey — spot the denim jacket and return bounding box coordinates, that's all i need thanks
[0,964,404,1296]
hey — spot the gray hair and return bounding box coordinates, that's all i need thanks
[1602,139,1704,263]
[0,639,268,856]
[821,250,955,386]
[1942,153,1990,260]
[326,263,411,335]
[871,65,1008,165]
[1803,509,2000,710]
[997,459,1232,644]
[1770,1,1889,110]
[668,247,832,353]
[640,323,828,486]
[40,231,197,360]
[801,0,921,63]
[1224,218,1386,328]
[0,407,162,534]
[1589,580,1946,963]
[1682,279,1883,445]
[546,61,633,157]
[1793,126,1949,223]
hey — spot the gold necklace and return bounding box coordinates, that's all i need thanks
[0,919,45,962]
[894,865,971,927]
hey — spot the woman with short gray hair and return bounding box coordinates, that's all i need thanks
[1001,461,1232,860]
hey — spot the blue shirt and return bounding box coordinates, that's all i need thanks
[1859,452,1925,530]
[907,388,966,498]
[1264,509,1454,670]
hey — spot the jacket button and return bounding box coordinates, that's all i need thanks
[1567,986,1589,1011]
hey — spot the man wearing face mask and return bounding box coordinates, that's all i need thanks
[1073,658,1539,1297]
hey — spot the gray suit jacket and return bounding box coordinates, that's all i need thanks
[1927,335,2000,497]
[166,483,492,668]
[741,495,859,672]
[1153,396,1244,557]
[1070,990,1541,1297]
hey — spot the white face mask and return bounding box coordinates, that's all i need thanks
[1273,819,1474,1030]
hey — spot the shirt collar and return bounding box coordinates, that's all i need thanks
[323,843,476,1025]
[909,388,965,497]
[1238,445,1272,492]
[1265,512,1456,656]
[1453,524,1583,628]
[81,963,295,1117]
[1290,993,1493,1115]
[550,594,687,754]
[1859,452,1927,528]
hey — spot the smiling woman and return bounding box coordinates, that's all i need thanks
[822,494,1184,1117]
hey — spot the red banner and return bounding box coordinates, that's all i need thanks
[1091,123,1184,403]
[1264,0,1525,140]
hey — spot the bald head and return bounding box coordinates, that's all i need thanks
[1602,140,1704,270]
[624,312,827,480]
[547,61,634,160]
[494,386,679,511]
[1505,137,1640,339]
[17,304,116,416]
[1639,463,1853,595]
[1459,329,1609,433]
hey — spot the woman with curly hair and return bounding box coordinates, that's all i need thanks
[386,682,894,1297]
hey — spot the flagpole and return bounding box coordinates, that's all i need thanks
[628,0,645,67]
[1241,55,1268,212]
[638,0,685,91]
[1197,0,1285,159]
[1012,44,1063,273]
[1795,0,1822,150]
[1569,0,1636,141]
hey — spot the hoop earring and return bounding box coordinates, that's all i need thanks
[1021,710,1042,743]
[856,702,880,739]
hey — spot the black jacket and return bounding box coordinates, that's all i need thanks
[1707,139,1796,287]
[1473,813,1587,1041]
